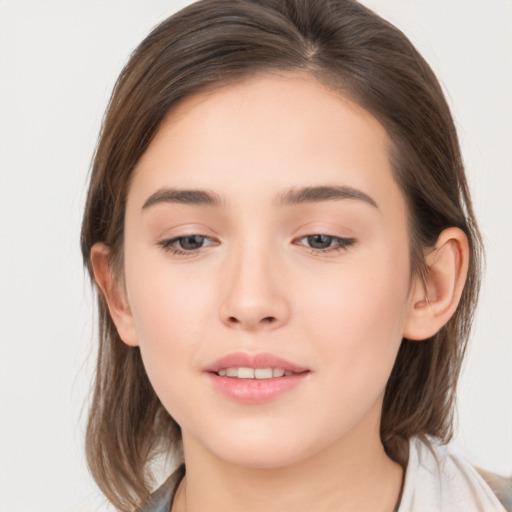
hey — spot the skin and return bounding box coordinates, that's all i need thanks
[92,72,469,512]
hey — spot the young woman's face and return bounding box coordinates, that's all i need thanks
[122,73,416,468]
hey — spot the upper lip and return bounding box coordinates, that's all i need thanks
[204,352,310,374]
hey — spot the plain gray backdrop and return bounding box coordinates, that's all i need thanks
[0,1,511,511]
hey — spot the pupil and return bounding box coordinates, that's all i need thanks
[308,234,332,249]
[180,235,204,250]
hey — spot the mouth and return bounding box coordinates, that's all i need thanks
[204,351,310,375]
[214,367,297,378]
[205,352,310,404]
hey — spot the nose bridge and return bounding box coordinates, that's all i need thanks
[219,232,289,330]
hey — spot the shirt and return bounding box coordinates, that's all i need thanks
[139,435,511,511]
[398,436,509,511]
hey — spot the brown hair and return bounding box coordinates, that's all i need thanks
[81,0,482,509]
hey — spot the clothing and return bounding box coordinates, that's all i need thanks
[138,464,185,512]
[398,436,509,511]
[139,435,511,511]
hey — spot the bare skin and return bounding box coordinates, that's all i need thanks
[172,398,404,512]
[91,72,469,512]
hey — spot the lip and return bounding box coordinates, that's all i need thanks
[204,351,310,405]
[204,351,310,374]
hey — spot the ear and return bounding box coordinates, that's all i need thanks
[90,243,139,347]
[403,227,469,341]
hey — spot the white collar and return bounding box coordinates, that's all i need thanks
[398,435,506,511]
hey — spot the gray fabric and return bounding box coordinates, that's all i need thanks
[138,464,185,512]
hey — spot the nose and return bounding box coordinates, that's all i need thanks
[218,241,290,331]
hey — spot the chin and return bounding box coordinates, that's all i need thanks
[202,426,323,469]
[217,446,307,469]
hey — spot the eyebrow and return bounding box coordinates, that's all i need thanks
[142,185,378,210]
[142,188,223,209]
[275,185,378,209]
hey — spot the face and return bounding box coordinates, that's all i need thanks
[120,73,415,468]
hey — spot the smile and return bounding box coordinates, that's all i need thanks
[205,351,311,404]
[217,367,295,378]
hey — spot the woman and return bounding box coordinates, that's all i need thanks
[80,0,511,510]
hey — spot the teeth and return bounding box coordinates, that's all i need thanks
[237,367,255,379]
[255,368,273,379]
[216,367,293,379]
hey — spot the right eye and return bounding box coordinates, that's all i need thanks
[158,235,216,256]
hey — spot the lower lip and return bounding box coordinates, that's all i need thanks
[207,372,310,404]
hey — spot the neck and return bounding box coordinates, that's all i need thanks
[172,413,404,512]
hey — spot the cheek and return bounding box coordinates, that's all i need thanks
[124,233,210,338]
[289,259,410,442]
[130,280,206,344]
[300,250,411,383]
[123,251,213,391]
[126,272,216,434]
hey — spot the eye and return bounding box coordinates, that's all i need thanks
[296,234,356,254]
[158,235,216,256]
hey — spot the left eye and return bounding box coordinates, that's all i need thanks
[296,234,356,252]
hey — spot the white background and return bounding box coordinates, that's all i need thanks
[0,1,510,511]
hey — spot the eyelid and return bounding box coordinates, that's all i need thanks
[157,234,217,256]
[293,234,357,254]
[157,232,357,257]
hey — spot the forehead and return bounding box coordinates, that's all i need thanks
[128,72,404,215]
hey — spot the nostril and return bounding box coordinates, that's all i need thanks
[227,316,275,324]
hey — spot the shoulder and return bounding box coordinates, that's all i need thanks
[137,464,185,512]
[398,435,511,511]
[475,466,512,512]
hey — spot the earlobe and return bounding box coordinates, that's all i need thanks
[90,243,139,347]
[403,227,469,341]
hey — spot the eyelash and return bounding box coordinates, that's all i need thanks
[157,234,356,257]
[300,234,356,254]
[158,235,217,256]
